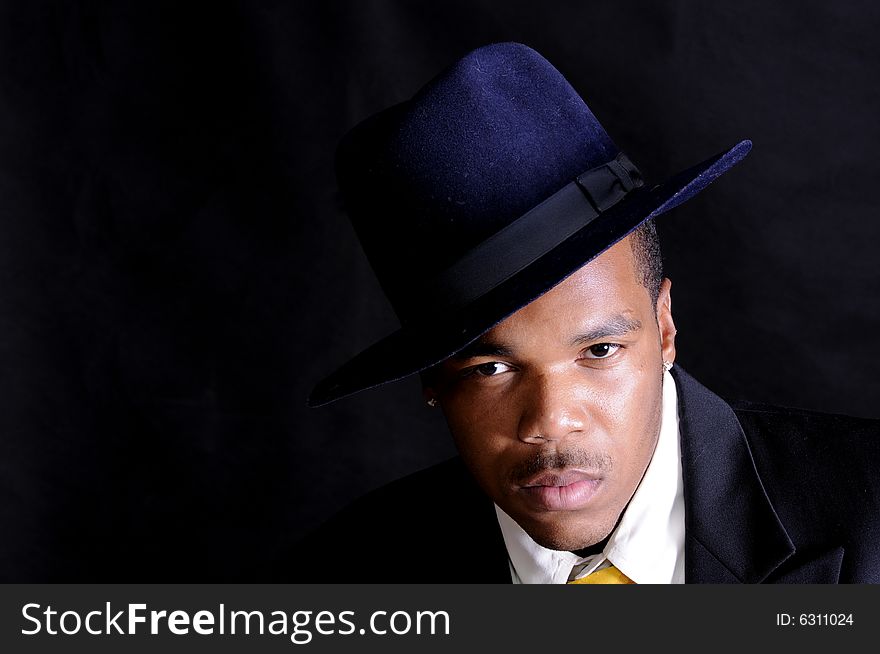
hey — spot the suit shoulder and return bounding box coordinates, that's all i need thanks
[311,456,473,537]
[342,456,474,515]
[732,401,880,482]
[732,398,878,423]
[732,401,880,576]
[289,456,506,581]
[732,401,880,450]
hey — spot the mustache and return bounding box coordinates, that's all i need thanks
[509,450,613,484]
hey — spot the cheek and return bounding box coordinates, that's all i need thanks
[601,365,664,467]
[586,361,662,452]
[602,368,651,420]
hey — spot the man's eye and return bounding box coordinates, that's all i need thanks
[471,362,513,377]
[582,343,621,359]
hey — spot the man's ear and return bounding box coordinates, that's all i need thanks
[419,369,438,406]
[656,277,676,366]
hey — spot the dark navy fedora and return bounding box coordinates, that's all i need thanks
[309,42,750,407]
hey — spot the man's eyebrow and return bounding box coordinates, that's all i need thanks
[452,340,514,360]
[570,314,643,346]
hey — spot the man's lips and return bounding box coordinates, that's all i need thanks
[518,469,602,511]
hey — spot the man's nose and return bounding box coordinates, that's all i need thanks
[515,371,587,444]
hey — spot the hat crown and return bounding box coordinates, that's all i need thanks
[312,43,750,406]
[336,42,618,321]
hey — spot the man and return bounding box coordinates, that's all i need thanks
[298,43,880,583]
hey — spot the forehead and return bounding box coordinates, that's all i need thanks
[475,236,646,345]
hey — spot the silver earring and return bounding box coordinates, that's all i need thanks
[663,361,673,372]
[426,398,438,408]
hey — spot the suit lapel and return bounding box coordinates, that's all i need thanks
[672,367,796,583]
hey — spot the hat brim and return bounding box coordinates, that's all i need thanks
[309,139,752,407]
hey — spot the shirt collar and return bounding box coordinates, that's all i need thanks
[495,369,685,584]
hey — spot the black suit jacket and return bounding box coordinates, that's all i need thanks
[295,367,880,583]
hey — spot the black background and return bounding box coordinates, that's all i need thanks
[1,1,878,581]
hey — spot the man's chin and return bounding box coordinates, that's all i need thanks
[512,510,616,552]
[530,530,608,552]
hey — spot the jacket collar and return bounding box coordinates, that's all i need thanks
[671,366,797,583]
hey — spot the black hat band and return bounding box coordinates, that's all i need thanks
[409,152,644,320]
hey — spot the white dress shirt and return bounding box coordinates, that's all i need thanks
[494,368,685,584]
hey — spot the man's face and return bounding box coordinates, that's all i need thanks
[426,235,677,551]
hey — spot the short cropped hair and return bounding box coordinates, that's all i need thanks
[629,218,663,307]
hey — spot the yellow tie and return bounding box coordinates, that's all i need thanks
[568,564,635,584]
